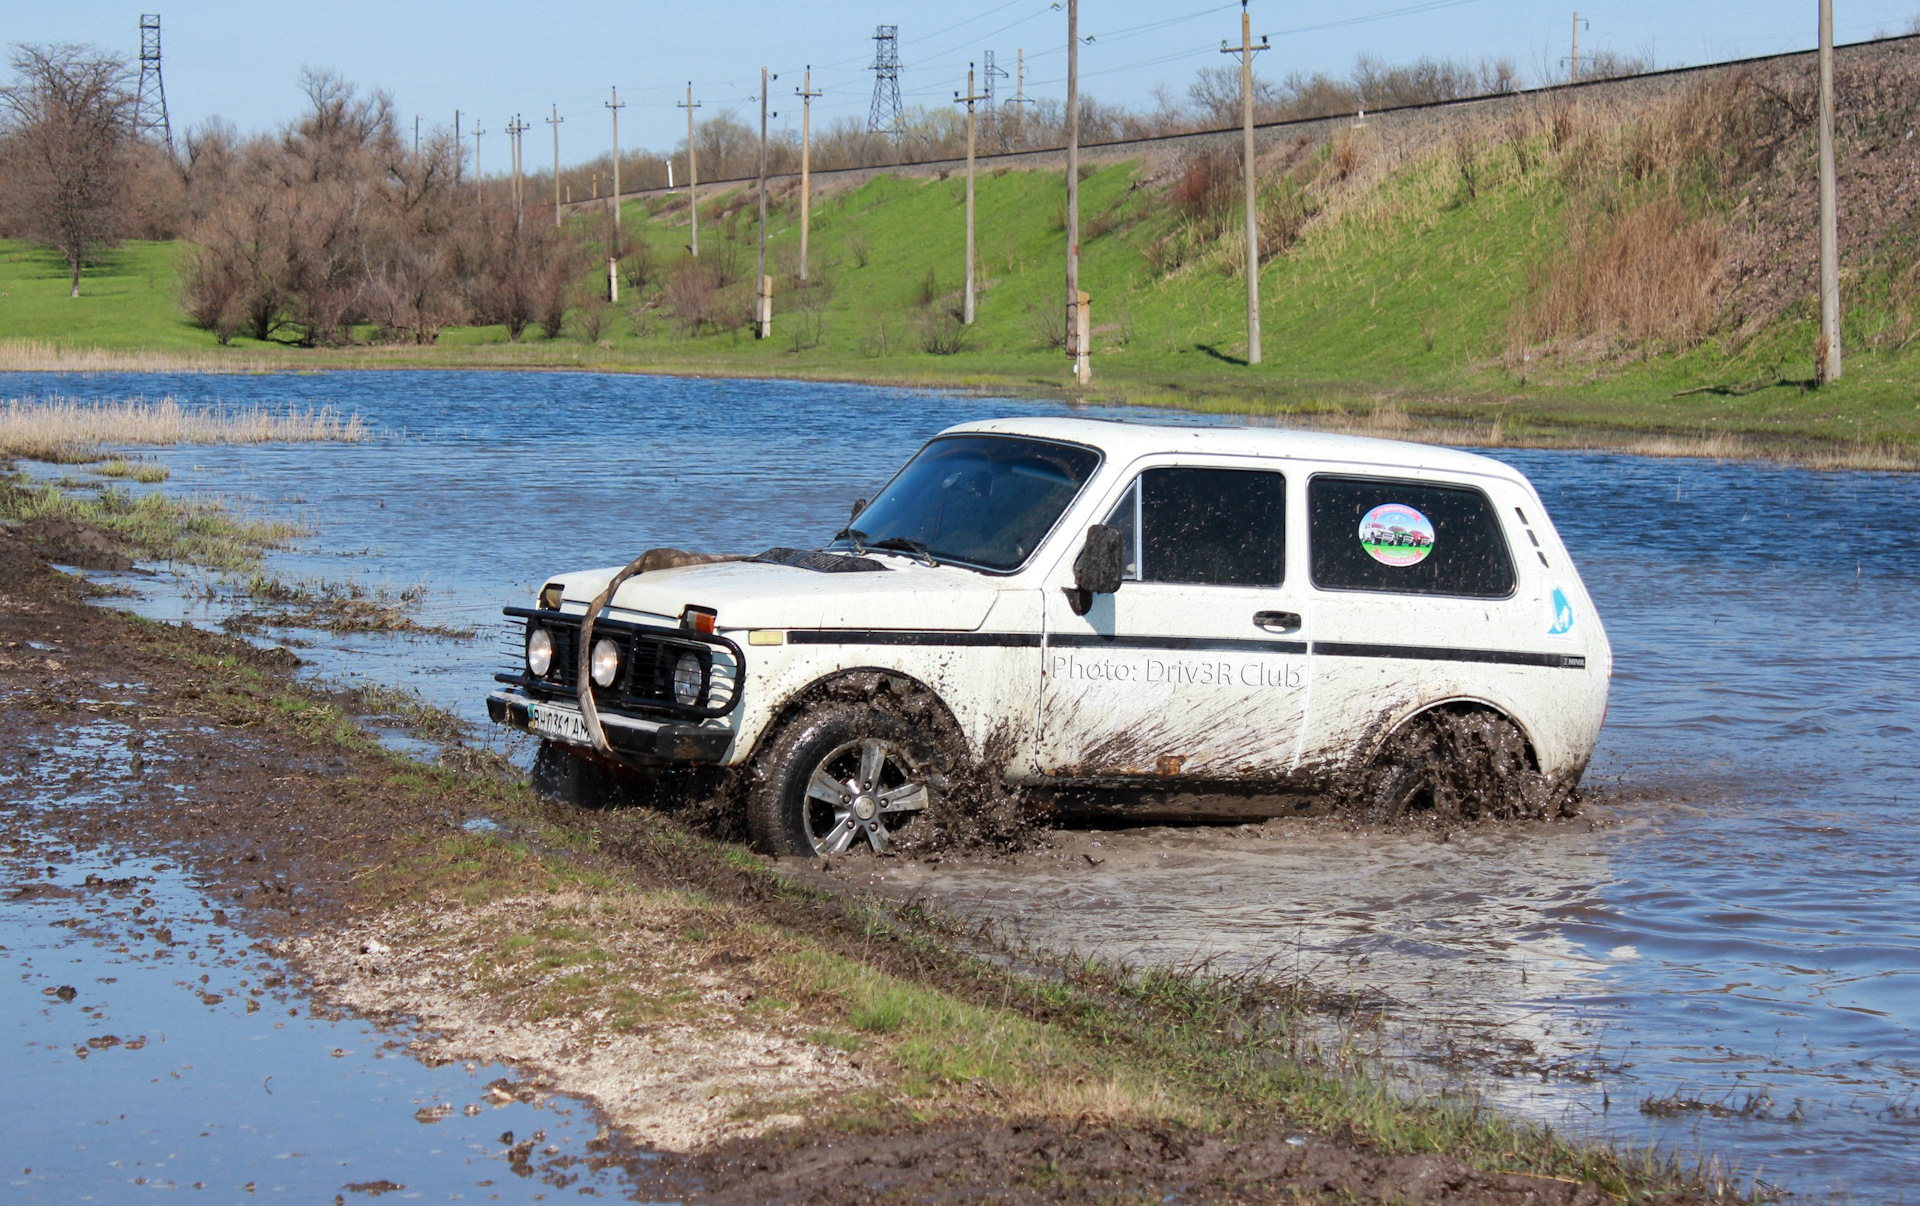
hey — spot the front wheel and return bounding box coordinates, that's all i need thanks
[747,703,938,856]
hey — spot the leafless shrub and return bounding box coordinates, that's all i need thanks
[1257,184,1320,257]
[570,293,609,343]
[859,318,895,357]
[1029,302,1067,350]
[1171,147,1238,221]
[915,307,971,355]
[661,257,719,335]
[1451,129,1480,202]
[915,266,941,308]
[846,228,871,268]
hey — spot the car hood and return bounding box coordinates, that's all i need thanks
[544,556,1005,631]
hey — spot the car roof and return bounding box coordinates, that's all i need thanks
[939,416,1528,484]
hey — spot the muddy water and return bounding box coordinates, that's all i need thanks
[6,371,1919,1201]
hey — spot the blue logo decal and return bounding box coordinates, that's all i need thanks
[1548,587,1575,636]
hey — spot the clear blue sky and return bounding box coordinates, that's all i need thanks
[3,1,1915,167]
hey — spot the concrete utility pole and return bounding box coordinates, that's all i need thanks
[796,68,822,281]
[1223,3,1269,366]
[472,123,484,202]
[506,115,530,223]
[678,84,702,256]
[1817,0,1842,382]
[955,64,986,325]
[1009,48,1031,148]
[1065,0,1090,385]
[606,87,625,302]
[547,105,564,227]
[1570,12,1583,84]
[454,110,461,181]
[413,114,420,157]
[756,67,776,338]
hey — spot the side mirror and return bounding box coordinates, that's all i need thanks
[1067,523,1124,616]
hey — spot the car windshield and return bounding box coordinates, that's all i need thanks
[830,435,1101,572]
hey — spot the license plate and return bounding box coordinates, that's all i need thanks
[528,702,592,746]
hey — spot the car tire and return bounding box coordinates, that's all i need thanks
[746,701,940,857]
[1358,717,1443,825]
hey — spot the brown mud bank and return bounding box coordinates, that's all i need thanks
[0,522,1727,1203]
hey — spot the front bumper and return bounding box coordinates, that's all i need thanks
[487,689,735,764]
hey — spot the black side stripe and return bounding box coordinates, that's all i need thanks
[1051,633,1308,655]
[787,629,1043,648]
[1313,641,1585,669]
[783,629,1583,669]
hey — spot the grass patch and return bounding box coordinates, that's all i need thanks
[97,457,170,483]
[0,474,301,571]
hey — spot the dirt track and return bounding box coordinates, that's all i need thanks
[0,521,1717,1204]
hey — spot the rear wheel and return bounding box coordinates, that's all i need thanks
[747,702,937,856]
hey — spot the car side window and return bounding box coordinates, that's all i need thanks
[1307,475,1515,597]
[1102,467,1286,587]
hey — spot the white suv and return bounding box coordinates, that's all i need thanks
[487,417,1611,856]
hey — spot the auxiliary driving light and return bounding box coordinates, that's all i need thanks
[526,626,554,676]
[672,652,703,706]
[590,638,621,688]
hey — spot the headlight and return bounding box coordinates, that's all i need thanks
[672,652,703,706]
[526,626,554,676]
[590,639,621,688]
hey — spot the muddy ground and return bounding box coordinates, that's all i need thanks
[0,522,1718,1204]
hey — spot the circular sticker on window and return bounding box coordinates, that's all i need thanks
[1359,503,1435,567]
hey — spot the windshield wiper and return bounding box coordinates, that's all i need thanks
[831,526,869,554]
[867,536,938,567]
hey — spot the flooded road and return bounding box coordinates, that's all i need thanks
[7,370,1920,1201]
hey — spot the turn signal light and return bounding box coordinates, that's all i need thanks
[681,605,717,635]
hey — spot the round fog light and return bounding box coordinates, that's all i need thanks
[590,638,621,688]
[526,626,554,676]
[672,652,703,706]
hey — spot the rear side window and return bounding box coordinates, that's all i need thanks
[1102,467,1285,587]
[1308,475,1514,597]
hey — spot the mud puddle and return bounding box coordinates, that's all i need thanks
[0,717,662,1202]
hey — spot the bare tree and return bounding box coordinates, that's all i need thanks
[0,44,138,297]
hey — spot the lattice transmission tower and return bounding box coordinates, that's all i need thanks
[867,25,903,136]
[134,14,172,148]
[982,50,1008,110]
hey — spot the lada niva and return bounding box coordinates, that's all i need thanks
[486,417,1611,855]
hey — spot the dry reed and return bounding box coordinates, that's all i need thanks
[0,340,264,374]
[0,396,366,462]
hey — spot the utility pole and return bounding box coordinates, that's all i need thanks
[606,87,625,302]
[678,84,702,256]
[506,114,530,224]
[1065,0,1089,385]
[547,105,564,228]
[797,68,822,281]
[1570,12,1583,83]
[1223,2,1269,366]
[1818,0,1842,382]
[454,110,461,181]
[757,67,776,338]
[413,114,420,157]
[473,123,485,202]
[955,64,986,325]
[1009,48,1031,149]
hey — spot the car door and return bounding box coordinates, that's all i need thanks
[1034,462,1313,782]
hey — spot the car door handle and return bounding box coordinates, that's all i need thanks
[1253,610,1301,634]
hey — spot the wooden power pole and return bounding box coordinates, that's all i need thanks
[1065,0,1089,384]
[605,87,625,302]
[797,68,821,281]
[472,123,484,202]
[1224,3,1268,366]
[955,64,986,324]
[547,105,564,227]
[679,83,702,257]
[1817,0,1842,382]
